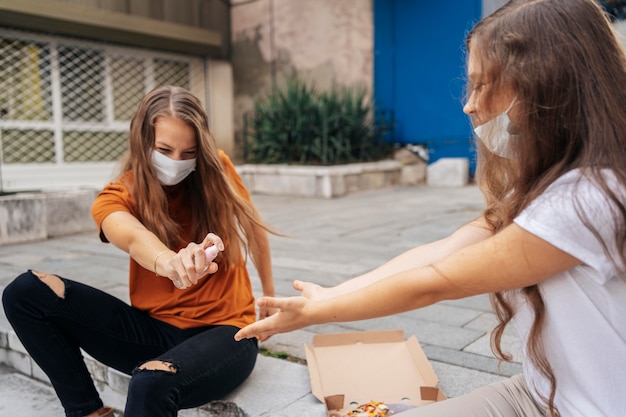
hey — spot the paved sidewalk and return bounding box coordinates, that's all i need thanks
[0,184,522,417]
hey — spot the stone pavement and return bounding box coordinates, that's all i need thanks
[0,184,522,417]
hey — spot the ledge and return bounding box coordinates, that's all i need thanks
[1,325,197,415]
[0,189,98,246]
[237,159,424,198]
[0,325,314,417]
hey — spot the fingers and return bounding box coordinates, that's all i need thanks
[256,304,278,342]
[186,242,219,281]
[293,280,315,293]
[170,247,200,288]
[234,297,279,341]
[198,234,223,277]
[257,334,272,342]
[258,304,278,320]
[234,321,267,341]
[235,296,311,341]
[293,280,324,300]
[202,233,224,251]
[157,235,225,290]
[256,296,281,310]
[168,242,221,290]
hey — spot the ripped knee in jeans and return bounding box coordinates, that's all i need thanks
[135,359,179,374]
[32,270,65,299]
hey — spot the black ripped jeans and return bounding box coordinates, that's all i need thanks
[2,271,258,417]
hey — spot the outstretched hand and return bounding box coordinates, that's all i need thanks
[234,295,314,341]
[255,303,279,342]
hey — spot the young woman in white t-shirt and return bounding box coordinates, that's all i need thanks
[235,1,626,416]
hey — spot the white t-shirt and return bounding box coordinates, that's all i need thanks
[513,169,626,417]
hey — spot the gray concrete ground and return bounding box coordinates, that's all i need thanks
[0,184,522,417]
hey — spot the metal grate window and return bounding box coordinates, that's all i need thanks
[0,38,53,122]
[2,129,55,163]
[0,28,207,191]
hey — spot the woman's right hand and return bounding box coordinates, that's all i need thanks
[159,233,224,290]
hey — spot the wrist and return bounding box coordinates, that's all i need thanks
[153,250,170,277]
[314,299,336,325]
[262,283,275,297]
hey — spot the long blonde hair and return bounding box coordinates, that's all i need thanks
[118,85,273,265]
[467,1,626,415]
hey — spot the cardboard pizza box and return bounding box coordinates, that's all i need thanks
[305,329,446,417]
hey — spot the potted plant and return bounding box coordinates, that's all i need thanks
[239,78,401,198]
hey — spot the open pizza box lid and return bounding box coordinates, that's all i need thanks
[305,330,446,417]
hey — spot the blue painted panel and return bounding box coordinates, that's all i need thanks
[374,0,482,170]
[373,0,395,125]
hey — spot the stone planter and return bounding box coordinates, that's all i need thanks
[0,189,98,245]
[237,159,425,198]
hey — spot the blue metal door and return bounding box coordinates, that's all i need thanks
[374,0,482,172]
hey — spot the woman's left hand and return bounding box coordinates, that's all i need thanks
[235,296,314,341]
[256,303,279,342]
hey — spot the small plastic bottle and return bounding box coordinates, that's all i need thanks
[205,245,219,262]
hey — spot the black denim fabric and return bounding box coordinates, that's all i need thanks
[2,271,258,417]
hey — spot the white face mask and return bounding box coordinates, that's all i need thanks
[151,151,196,186]
[473,99,517,159]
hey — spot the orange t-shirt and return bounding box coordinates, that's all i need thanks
[91,151,256,329]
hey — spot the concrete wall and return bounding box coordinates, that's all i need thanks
[230,0,374,162]
[207,60,236,158]
[0,190,98,246]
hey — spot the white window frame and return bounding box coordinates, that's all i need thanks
[0,27,207,192]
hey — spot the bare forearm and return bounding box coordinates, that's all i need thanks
[330,224,582,323]
[235,222,580,342]
[315,267,447,324]
[101,211,171,273]
[328,217,492,298]
[251,228,275,296]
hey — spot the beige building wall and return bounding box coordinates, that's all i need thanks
[230,0,374,161]
[207,60,236,158]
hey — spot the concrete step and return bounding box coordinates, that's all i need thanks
[0,325,323,417]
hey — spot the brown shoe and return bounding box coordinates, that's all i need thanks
[98,407,114,417]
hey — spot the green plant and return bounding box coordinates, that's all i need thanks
[258,346,306,364]
[243,78,393,165]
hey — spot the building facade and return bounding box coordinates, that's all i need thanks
[0,0,234,192]
[2,0,623,192]
[230,1,488,175]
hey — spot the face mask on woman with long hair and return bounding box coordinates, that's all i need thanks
[152,150,196,185]
[473,98,517,159]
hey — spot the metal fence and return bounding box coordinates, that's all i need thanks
[0,28,207,192]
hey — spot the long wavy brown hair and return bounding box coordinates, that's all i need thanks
[467,1,626,415]
[117,85,274,265]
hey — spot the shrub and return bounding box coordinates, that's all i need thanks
[243,78,394,165]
